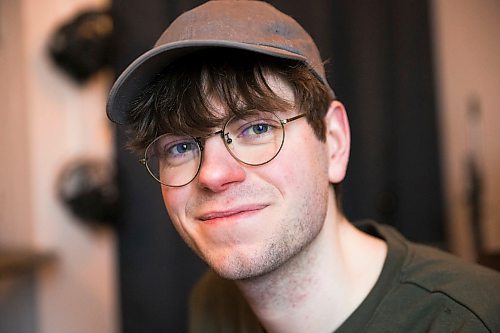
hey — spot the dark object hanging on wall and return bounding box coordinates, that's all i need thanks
[57,158,119,227]
[48,9,113,83]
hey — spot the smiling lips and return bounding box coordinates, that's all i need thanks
[198,204,268,223]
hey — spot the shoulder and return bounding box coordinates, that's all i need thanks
[400,233,500,331]
[408,243,500,310]
[403,239,500,292]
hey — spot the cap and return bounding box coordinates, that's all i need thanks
[107,0,334,124]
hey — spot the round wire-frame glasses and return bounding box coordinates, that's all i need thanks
[140,112,306,187]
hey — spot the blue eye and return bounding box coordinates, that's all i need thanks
[242,123,270,136]
[253,124,269,134]
[167,141,196,156]
[226,114,281,146]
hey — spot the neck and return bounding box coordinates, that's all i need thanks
[235,192,387,333]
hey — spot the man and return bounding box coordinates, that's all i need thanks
[107,1,500,332]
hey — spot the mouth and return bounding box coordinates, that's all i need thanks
[197,204,268,223]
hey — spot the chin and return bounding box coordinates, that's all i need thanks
[205,245,293,281]
[212,264,274,281]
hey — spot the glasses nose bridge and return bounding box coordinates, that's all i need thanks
[197,128,232,151]
[195,127,242,181]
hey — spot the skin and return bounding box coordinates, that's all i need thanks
[161,76,387,332]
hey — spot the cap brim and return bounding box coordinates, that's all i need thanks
[106,40,307,124]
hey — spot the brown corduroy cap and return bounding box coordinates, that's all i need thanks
[106,0,334,124]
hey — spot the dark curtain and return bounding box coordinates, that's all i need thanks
[268,0,445,244]
[110,0,445,332]
[110,1,206,333]
[328,1,445,244]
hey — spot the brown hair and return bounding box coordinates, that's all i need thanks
[126,48,333,153]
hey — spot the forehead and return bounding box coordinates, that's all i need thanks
[261,74,295,106]
[203,72,296,118]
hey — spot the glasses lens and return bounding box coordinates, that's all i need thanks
[224,112,285,165]
[145,134,201,187]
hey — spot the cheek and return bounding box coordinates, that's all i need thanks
[161,186,201,252]
[260,132,329,196]
[161,186,189,220]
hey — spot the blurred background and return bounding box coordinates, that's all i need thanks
[0,0,499,332]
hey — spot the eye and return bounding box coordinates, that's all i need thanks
[241,123,270,137]
[226,113,282,145]
[165,141,197,157]
[152,136,198,159]
[237,117,280,138]
[227,114,283,145]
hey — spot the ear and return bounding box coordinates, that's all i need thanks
[324,100,351,183]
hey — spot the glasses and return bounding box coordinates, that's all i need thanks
[140,111,306,187]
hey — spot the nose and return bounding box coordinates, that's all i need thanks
[196,135,246,192]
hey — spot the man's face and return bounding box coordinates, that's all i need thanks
[161,76,333,280]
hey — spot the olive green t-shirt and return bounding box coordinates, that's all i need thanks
[336,221,500,332]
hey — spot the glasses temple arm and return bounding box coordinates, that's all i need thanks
[281,113,306,124]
